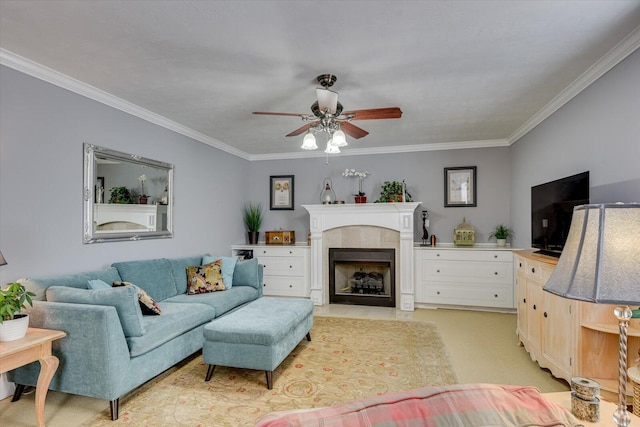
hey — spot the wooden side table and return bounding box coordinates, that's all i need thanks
[544,391,640,426]
[0,327,66,427]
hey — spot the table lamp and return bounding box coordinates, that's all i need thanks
[543,203,640,427]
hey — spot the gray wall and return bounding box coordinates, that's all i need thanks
[0,66,249,283]
[248,147,512,244]
[509,49,640,248]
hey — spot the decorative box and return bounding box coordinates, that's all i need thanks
[454,218,475,246]
[265,231,296,245]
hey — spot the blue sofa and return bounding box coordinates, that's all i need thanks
[8,255,263,420]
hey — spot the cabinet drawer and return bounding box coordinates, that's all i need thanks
[420,249,512,262]
[421,260,513,284]
[255,247,303,257]
[515,255,527,274]
[262,275,306,297]
[259,256,305,276]
[419,282,514,309]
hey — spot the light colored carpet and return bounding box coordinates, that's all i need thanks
[82,316,457,426]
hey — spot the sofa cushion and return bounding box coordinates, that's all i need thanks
[186,261,226,294]
[19,267,122,301]
[202,255,238,288]
[113,281,162,315]
[232,258,261,289]
[46,285,145,337]
[168,256,205,295]
[166,285,259,318]
[126,301,215,357]
[87,279,111,290]
[112,258,177,301]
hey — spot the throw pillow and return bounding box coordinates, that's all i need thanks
[46,285,145,337]
[233,257,260,289]
[87,279,111,290]
[202,255,238,288]
[113,281,162,315]
[186,260,226,295]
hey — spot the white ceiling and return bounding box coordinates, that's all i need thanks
[1,0,639,160]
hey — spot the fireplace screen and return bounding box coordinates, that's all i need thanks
[329,248,395,307]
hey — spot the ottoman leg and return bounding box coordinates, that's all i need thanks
[266,371,273,390]
[205,365,216,382]
[306,332,311,341]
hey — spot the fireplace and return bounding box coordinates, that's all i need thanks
[329,248,395,307]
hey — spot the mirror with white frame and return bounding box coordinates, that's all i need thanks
[83,143,173,243]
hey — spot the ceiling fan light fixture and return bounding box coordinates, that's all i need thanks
[325,141,340,154]
[316,88,338,114]
[301,131,317,150]
[332,129,347,147]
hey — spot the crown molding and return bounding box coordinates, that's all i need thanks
[508,24,640,145]
[0,49,251,160]
[248,139,510,161]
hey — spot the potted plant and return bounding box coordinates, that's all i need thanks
[243,202,264,244]
[138,174,148,204]
[109,186,132,204]
[342,169,370,203]
[375,180,413,203]
[0,282,35,342]
[489,225,513,247]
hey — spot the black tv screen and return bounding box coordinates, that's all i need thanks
[531,171,589,257]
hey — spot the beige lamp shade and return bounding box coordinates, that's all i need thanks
[543,203,640,305]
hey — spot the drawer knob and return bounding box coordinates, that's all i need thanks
[436,253,440,257]
[263,284,266,287]
[437,291,440,295]
[263,250,266,254]
[544,312,548,318]
[533,304,537,310]
[519,262,522,267]
[494,255,498,258]
[523,298,526,303]
[494,294,498,298]
[436,269,440,273]
[289,251,293,254]
[494,272,498,275]
[531,267,536,273]
[290,265,293,268]
[289,285,292,288]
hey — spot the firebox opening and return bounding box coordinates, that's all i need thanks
[329,248,395,307]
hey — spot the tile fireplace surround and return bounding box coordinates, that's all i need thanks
[303,203,420,311]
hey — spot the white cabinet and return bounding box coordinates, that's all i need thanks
[414,246,515,310]
[231,244,310,298]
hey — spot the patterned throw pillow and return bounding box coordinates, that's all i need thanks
[113,281,162,315]
[186,260,226,295]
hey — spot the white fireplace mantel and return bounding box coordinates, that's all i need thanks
[303,203,420,311]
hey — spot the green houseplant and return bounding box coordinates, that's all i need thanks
[243,202,264,244]
[489,225,513,246]
[109,186,132,204]
[0,282,35,341]
[375,180,413,203]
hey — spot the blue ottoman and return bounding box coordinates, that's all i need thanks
[203,297,313,389]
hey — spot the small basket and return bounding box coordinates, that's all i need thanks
[630,366,640,417]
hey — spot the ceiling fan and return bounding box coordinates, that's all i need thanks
[253,74,402,153]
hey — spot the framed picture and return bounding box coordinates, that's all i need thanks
[444,166,477,207]
[270,175,294,210]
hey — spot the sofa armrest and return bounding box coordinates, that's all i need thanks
[8,300,131,401]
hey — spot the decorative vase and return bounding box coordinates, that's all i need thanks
[248,231,259,245]
[497,238,507,247]
[0,314,29,342]
[354,195,367,204]
[139,196,148,205]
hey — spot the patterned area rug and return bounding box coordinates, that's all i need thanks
[84,316,458,426]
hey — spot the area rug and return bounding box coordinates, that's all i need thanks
[84,316,458,426]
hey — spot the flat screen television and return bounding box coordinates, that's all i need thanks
[531,171,589,258]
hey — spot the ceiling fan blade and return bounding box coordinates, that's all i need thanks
[286,123,313,137]
[316,88,339,114]
[341,122,369,139]
[253,112,304,117]
[342,107,403,120]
